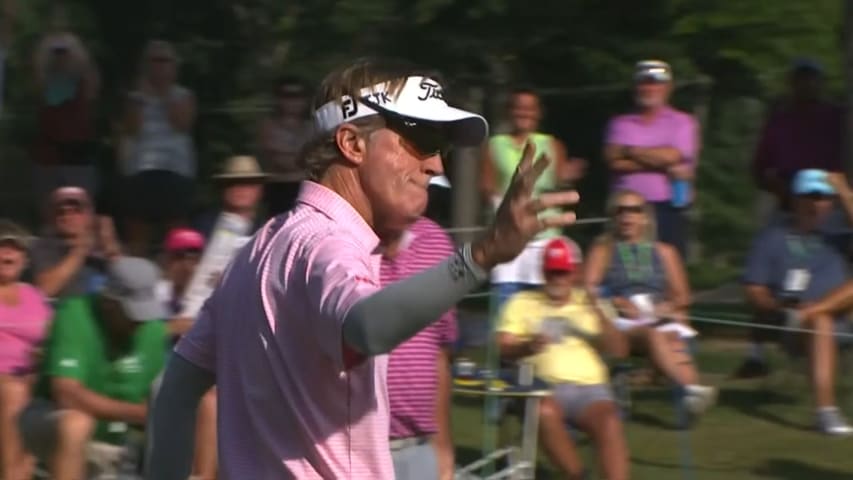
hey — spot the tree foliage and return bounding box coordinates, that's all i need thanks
[0,0,844,262]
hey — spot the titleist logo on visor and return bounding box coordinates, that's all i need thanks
[417,78,443,101]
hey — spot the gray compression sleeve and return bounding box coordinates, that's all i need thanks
[343,243,488,356]
[145,354,215,480]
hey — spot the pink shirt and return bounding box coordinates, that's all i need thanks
[605,106,699,202]
[176,181,393,479]
[383,218,458,439]
[0,283,52,375]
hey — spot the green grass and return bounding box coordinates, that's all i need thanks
[450,342,853,479]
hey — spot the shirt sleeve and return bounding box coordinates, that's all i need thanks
[174,299,217,372]
[305,235,381,368]
[29,239,60,277]
[496,295,531,337]
[44,299,89,382]
[604,117,626,145]
[673,115,700,166]
[742,229,775,286]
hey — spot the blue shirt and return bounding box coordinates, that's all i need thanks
[743,224,848,302]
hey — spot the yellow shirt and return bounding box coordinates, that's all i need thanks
[496,289,611,385]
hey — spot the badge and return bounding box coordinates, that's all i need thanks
[783,269,811,293]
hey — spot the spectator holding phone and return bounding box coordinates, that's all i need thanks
[30,187,121,300]
[0,220,52,480]
[498,237,629,480]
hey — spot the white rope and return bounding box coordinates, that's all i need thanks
[688,313,853,339]
[445,216,608,234]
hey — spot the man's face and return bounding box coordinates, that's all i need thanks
[635,80,672,109]
[223,181,263,212]
[543,269,575,300]
[54,202,92,238]
[278,88,309,117]
[509,93,541,133]
[166,249,202,291]
[97,296,140,341]
[794,193,835,228]
[148,54,177,86]
[0,242,26,284]
[359,121,445,233]
[790,70,821,102]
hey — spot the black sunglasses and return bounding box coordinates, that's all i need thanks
[359,98,450,157]
[614,205,645,215]
[384,113,451,158]
[800,192,834,200]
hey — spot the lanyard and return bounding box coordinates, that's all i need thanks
[784,234,817,262]
[617,242,654,282]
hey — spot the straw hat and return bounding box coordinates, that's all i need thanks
[213,155,268,182]
[0,219,34,250]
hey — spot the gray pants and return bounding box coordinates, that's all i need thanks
[391,441,439,480]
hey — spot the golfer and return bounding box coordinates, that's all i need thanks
[147,57,579,479]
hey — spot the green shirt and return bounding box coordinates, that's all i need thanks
[37,295,168,443]
[489,133,561,239]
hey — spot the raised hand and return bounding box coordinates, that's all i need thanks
[472,142,578,269]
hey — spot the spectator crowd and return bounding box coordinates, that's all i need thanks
[1,23,853,480]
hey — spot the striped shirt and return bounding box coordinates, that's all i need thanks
[383,217,458,439]
[175,181,393,479]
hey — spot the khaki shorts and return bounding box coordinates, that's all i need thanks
[19,399,127,477]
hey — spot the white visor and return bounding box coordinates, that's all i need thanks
[313,76,488,147]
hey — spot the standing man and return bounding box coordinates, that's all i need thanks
[382,215,457,480]
[752,59,843,224]
[147,57,578,479]
[479,87,585,308]
[604,60,700,259]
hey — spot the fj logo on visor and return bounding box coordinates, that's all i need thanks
[341,96,358,119]
[417,78,443,101]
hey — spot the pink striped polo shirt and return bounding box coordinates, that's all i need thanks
[175,181,394,479]
[383,218,458,439]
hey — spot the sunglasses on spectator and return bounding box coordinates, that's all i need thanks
[614,205,645,215]
[55,202,85,216]
[170,248,202,260]
[800,192,834,200]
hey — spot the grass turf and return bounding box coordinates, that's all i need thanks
[449,341,853,479]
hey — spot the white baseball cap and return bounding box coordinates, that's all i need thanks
[313,76,488,147]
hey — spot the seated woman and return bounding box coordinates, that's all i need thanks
[584,189,716,417]
[0,220,53,480]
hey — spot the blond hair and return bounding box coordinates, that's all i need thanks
[34,32,92,86]
[592,189,657,251]
[298,57,443,181]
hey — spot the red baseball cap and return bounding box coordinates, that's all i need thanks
[164,228,205,253]
[542,237,580,272]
